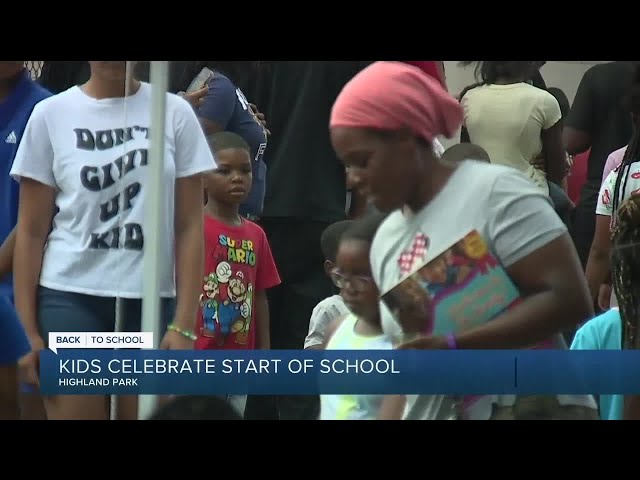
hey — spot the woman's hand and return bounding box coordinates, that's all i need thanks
[19,335,45,387]
[530,152,546,172]
[178,85,208,109]
[249,103,271,136]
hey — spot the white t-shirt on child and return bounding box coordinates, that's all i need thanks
[304,294,349,349]
[10,83,216,299]
[595,165,640,308]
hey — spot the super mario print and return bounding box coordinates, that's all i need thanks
[198,233,258,346]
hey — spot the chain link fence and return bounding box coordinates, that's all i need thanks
[25,61,43,79]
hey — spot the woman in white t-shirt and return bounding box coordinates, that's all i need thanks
[10,62,216,420]
[460,62,573,226]
[329,61,597,420]
[459,62,566,197]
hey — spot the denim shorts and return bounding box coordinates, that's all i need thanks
[37,287,176,344]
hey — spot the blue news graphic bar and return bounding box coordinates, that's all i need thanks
[38,349,640,396]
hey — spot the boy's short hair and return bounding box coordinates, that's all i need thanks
[441,143,490,163]
[320,220,354,263]
[207,132,250,156]
[149,395,242,420]
[342,212,388,245]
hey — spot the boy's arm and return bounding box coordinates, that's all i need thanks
[254,290,270,350]
[0,227,16,280]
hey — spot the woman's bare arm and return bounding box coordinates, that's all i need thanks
[0,228,16,280]
[173,174,205,332]
[13,178,56,339]
[542,121,567,185]
[585,215,612,301]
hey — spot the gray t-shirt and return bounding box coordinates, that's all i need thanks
[371,160,596,420]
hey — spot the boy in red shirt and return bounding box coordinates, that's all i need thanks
[196,132,280,416]
[197,131,280,351]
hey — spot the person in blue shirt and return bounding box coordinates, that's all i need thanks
[195,62,268,221]
[570,308,622,420]
[0,61,51,419]
[572,190,640,420]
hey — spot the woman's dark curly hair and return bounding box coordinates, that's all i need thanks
[459,61,538,85]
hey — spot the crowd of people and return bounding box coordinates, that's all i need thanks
[0,60,639,421]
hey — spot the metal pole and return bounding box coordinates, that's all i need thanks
[110,298,124,420]
[138,61,169,420]
[111,61,134,421]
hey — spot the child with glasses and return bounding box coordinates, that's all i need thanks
[320,212,392,420]
[304,220,353,350]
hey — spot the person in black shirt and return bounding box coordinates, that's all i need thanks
[548,87,570,117]
[531,61,547,89]
[564,62,637,269]
[38,61,90,93]
[248,61,371,420]
[135,61,194,93]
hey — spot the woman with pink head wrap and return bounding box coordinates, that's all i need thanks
[329,61,598,421]
[330,61,462,212]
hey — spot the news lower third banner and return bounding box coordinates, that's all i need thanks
[39,332,640,396]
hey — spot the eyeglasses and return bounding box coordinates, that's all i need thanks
[330,268,374,292]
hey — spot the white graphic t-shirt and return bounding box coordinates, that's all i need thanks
[370,161,597,420]
[595,165,640,309]
[10,83,216,298]
[596,164,640,218]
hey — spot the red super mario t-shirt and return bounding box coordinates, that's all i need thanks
[195,215,280,350]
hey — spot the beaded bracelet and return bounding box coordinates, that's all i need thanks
[167,324,197,341]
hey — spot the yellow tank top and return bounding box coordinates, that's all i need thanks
[319,314,393,420]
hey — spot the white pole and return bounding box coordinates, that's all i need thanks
[110,61,134,421]
[110,298,124,420]
[138,61,169,420]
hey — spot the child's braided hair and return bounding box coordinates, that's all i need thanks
[611,195,640,349]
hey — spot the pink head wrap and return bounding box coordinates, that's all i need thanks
[330,61,462,144]
[403,61,445,87]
